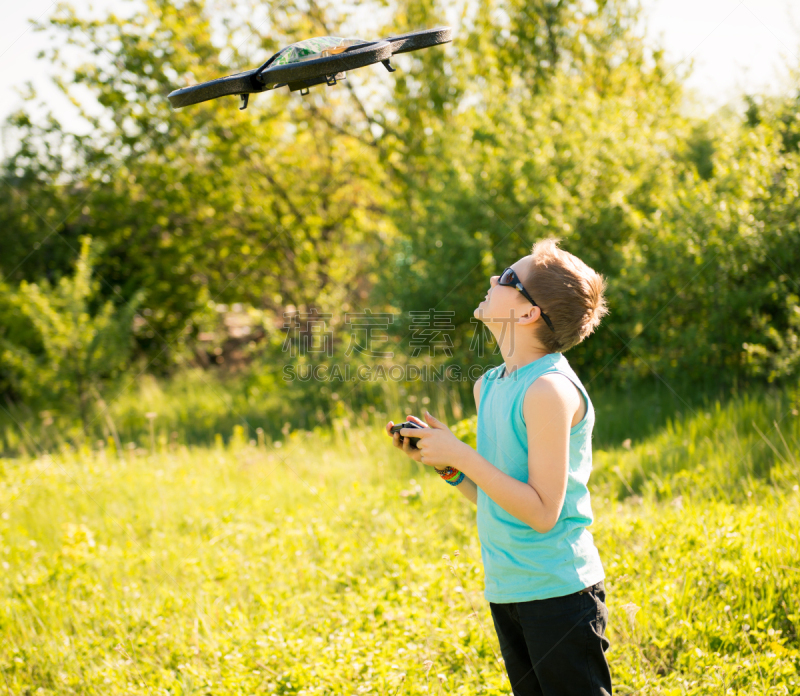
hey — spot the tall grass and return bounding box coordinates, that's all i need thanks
[2,362,778,459]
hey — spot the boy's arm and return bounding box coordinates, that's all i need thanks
[454,374,574,532]
[451,378,482,505]
[520,374,573,531]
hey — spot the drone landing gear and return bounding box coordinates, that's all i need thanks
[239,94,250,110]
[382,59,395,72]
[287,72,347,95]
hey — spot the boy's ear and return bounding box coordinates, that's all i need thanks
[516,306,537,324]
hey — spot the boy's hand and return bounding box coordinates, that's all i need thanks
[386,414,427,463]
[389,411,467,469]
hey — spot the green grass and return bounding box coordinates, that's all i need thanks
[2,365,472,456]
[2,363,771,457]
[1,382,799,693]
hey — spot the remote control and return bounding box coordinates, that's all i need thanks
[390,420,423,448]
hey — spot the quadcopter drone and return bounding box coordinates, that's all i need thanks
[167,27,452,110]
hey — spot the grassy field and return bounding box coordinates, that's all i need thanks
[1,382,800,694]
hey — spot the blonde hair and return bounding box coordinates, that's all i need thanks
[522,237,609,352]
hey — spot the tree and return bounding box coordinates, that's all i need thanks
[0,237,144,431]
[2,0,392,368]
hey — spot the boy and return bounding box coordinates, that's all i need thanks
[387,237,612,695]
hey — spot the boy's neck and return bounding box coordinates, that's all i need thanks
[499,347,553,378]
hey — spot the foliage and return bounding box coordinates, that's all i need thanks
[372,0,800,391]
[1,0,392,369]
[0,237,143,431]
[609,102,800,388]
[1,0,799,431]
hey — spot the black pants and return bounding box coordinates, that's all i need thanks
[489,580,612,696]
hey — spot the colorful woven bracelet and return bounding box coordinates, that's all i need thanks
[446,470,465,486]
[435,466,466,486]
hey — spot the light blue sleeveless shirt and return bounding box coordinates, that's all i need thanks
[476,352,605,603]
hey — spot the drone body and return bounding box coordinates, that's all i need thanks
[167,27,452,110]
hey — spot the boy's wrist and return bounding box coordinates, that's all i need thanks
[448,442,476,477]
[434,442,475,482]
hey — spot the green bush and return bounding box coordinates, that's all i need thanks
[0,237,143,434]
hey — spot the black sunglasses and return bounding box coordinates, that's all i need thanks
[498,267,556,332]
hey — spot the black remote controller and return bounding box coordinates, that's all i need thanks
[390,420,423,448]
